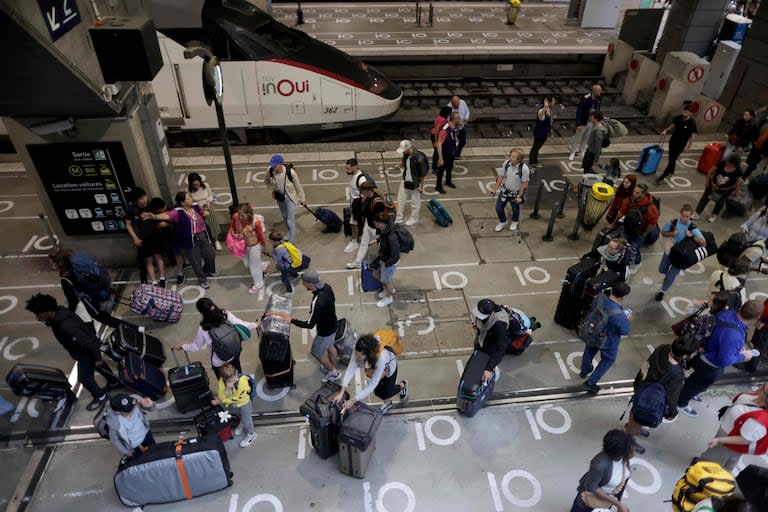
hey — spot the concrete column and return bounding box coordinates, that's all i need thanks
[656,0,729,63]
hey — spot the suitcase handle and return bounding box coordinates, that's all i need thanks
[171,348,193,371]
[658,133,666,146]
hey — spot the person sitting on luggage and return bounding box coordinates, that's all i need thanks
[371,213,400,308]
[655,204,707,302]
[693,154,744,224]
[26,294,121,411]
[471,299,511,383]
[605,175,636,224]
[174,298,260,380]
[269,230,311,294]
[291,270,340,383]
[106,393,156,458]
[623,336,698,454]
[211,363,256,448]
[332,331,409,415]
[588,237,635,281]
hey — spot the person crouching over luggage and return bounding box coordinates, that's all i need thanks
[269,231,311,293]
[371,213,400,308]
[332,331,408,415]
[472,299,511,384]
[211,363,256,448]
[107,393,156,459]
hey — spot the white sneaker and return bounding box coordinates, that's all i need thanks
[346,261,361,269]
[394,218,404,225]
[235,424,245,436]
[405,218,419,226]
[378,288,395,299]
[690,212,700,220]
[239,433,256,448]
[215,240,223,252]
[568,151,576,161]
[322,370,341,383]
[377,295,394,307]
[494,222,506,232]
[248,286,262,294]
[343,240,359,253]
[509,221,518,231]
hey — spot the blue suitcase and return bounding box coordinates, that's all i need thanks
[120,352,168,400]
[304,205,342,233]
[361,260,383,292]
[636,143,664,175]
[427,198,453,227]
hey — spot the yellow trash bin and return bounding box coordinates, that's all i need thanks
[582,182,615,228]
[506,0,521,24]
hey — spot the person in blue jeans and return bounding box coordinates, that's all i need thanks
[580,282,632,395]
[655,204,706,302]
[268,230,310,293]
[491,148,530,232]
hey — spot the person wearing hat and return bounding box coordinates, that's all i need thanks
[346,181,387,270]
[263,154,305,243]
[291,270,341,382]
[655,204,706,302]
[472,299,511,383]
[105,393,155,458]
[395,140,429,226]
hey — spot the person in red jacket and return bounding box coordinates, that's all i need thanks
[607,183,659,270]
[700,382,768,471]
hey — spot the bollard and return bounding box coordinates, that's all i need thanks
[416,0,421,25]
[542,202,559,242]
[529,182,544,219]
[557,178,570,219]
[567,189,587,241]
[428,0,434,26]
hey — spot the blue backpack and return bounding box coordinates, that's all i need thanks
[630,370,676,427]
[69,252,112,303]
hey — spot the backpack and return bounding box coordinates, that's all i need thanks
[679,311,718,351]
[671,460,735,512]
[69,252,112,303]
[411,151,430,177]
[278,242,302,268]
[392,224,414,253]
[355,171,377,190]
[577,294,623,349]
[372,195,397,220]
[714,271,744,311]
[375,328,403,356]
[622,195,659,237]
[716,232,750,267]
[502,306,529,337]
[209,321,243,361]
[601,131,611,148]
[631,369,676,427]
[236,373,257,401]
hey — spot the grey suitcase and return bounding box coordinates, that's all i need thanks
[114,436,232,507]
[338,402,383,478]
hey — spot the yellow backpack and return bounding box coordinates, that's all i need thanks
[671,460,735,512]
[375,328,403,357]
[278,242,302,268]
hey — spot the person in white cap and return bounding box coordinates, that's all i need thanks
[263,154,305,243]
[395,140,429,226]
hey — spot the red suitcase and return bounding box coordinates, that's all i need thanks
[697,143,725,174]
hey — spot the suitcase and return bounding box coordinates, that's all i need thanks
[299,382,349,459]
[725,189,752,216]
[456,350,496,418]
[554,258,600,329]
[304,205,342,233]
[338,402,383,478]
[6,364,73,401]
[748,174,768,200]
[168,351,211,413]
[669,232,717,270]
[110,322,166,367]
[120,352,168,400]
[260,293,292,362]
[636,143,664,175]
[194,404,236,443]
[114,436,233,507]
[129,284,183,323]
[361,260,383,292]
[334,318,358,366]
[342,207,353,237]
[507,333,532,356]
[427,198,453,227]
[262,344,295,389]
[697,143,726,174]
[582,270,623,316]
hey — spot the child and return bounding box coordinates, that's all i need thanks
[211,363,256,448]
[602,157,621,182]
[106,393,156,458]
[269,231,311,293]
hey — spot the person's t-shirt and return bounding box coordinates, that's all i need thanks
[349,171,368,200]
[127,204,153,239]
[497,160,530,193]
[670,115,697,144]
[118,408,146,448]
[710,163,742,192]
[662,218,703,251]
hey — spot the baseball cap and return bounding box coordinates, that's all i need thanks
[473,299,495,321]
[301,270,324,288]
[396,140,413,154]
[269,154,284,167]
[110,393,136,413]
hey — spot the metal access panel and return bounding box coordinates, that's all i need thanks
[618,9,665,52]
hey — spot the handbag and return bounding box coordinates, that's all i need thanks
[671,305,707,336]
[225,231,246,258]
[580,467,629,509]
[235,323,251,341]
[403,181,416,190]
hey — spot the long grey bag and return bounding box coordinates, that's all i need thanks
[114,436,232,507]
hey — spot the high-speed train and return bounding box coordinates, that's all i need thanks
[152,0,402,143]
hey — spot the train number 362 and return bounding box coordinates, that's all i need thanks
[323,106,338,114]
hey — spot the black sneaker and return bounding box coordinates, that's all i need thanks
[436,187,447,194]
[176,274,184,286]
[158,278,166,289]
[655,291,665,302]
[634,442,646,455]
[399,380,409,401]
[579,369,592,379]
[583,381,601,395]
[183,262,192,270]
[445,182,456,188]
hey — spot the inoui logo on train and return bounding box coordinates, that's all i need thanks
[260,78,311,97]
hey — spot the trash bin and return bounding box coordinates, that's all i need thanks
[506,0,521,24]
[582,182,615,229]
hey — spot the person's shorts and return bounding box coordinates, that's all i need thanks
[380,261,398,283]
[311,333,336,359]
[350,198,362,226]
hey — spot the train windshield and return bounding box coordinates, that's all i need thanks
[224,19,310,59]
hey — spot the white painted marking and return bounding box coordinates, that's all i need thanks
[2,336,39,360]
[363,482,374,512]
[10,396,27,423]
[0,201,13,213]
[433,271,442,291]
[488,472,504,511]
[375,482,416,512]
[63,490,103,497]
[414,422,426,451]
[0,296,18,315]
[347,275,354,296]
[500,470,542,507]
[456,359,464,377]
[179,285,205,304]
[627,457,662,494]
[255,378,291,402]
[534,405,571,435]
[553,351,570,380]
[355,367,363,397]
[524,407,542,440]
[647,344,655,354]
[439,271,468,289]
[423,415,461,446]
[241,493,284,512]
[298,427,307,460]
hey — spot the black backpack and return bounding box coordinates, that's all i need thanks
[601,131,611,148]
[630,369,676,427]
[714,271,745,311]
[356,171,377,190]
[393,224,414,253]
[577,294,623,349]
[209,321,243,361]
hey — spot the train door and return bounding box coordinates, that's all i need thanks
[320,78,354,122]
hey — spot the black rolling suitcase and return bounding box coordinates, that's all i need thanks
[260,294,295,389]
[120,352,168,400]
[110,322,166,367]
[554,257,600,329]
[338,402,383,478]
[456,350,496,418]
[6,364,73,401]
[299,382,349,459]
[583,270,623,302]
[168,351,211,413]
[114,436,233,507]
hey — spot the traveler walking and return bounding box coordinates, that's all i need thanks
[346,181,387,269]
[491,148,530,232]
[264,154,306,243]
[582,112,608,173]
[188,172,222,252]
[743,117,768,179]
[655,104,698,184]
[371,213,400,308]
[105,393,156,458]
[472,299,511,383]
[693,154,743,223]
[655,205,706,301]
[395,140,429,225]
[291,270,340,382]
[447,95,470,158]
[26,294,120,411]
[211,363,257,447]
[529,96,556,169]
[569,84,603,161]
[269,230,311,293]
[343,158,371,253]
[229,203,267,294]
[580,281,632,395]
[435,112,461,194]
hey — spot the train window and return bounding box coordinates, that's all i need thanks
[231,29,276,60]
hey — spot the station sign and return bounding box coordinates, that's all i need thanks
[27,142,136,235]
[37,0,81,42]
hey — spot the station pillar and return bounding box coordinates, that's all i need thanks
[656,0,730,64]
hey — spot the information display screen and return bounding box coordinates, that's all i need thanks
[27,142,136,236]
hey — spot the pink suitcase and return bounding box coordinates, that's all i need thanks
[130,284,183,323]
[697,143,726,174]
